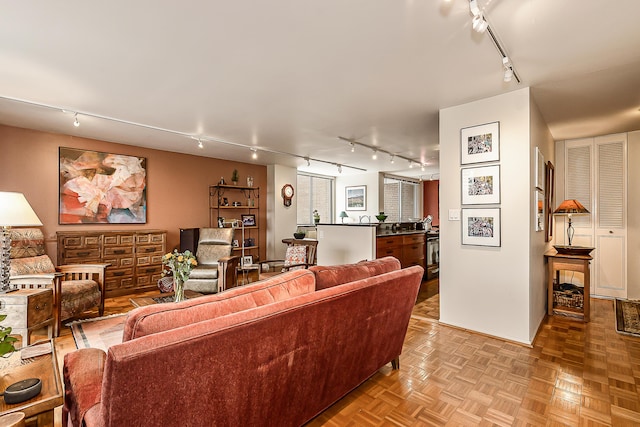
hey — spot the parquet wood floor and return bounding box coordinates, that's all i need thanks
[45,281,640,426]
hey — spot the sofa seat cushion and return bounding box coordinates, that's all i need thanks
[9,254,56,276]
[123,269,316,341]
[61,280,101,320]
[188,265,218,279]
[309,256,401,290]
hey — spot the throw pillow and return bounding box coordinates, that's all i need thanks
[284,245,307,269]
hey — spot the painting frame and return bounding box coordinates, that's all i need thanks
[461,165,500,205]
[59,147,147,224]
[462,208,501,247]
[535,190,545,232]
[241,214,256,227]
[345,185,367,211]
[535,147,545,190]
[460,121,500,165]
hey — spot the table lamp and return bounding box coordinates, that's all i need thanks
[552,199,593,255]
[339,211,348,223]
[0,192,43,292]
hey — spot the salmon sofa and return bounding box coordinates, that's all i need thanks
[62,257,423,427]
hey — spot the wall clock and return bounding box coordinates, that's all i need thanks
[281,184,294,207]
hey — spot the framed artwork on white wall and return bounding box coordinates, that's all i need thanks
[535,147,545,190]
[461,165,500,205]
[462,208,501,247]
[460,122,500,165]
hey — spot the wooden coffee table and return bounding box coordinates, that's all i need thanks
[130,290,203,308]
[0,340,63,426]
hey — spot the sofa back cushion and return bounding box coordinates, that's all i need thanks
[123,269,316,341]
[309,256,401,290]
[196,228,233,265]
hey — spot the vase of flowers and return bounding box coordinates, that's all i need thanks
[162,249,197,302]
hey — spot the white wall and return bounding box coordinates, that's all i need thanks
[439,88,539,345]
[628,131,640,298]
[529,96,556,340]
[335,172,382,223]
[267,164,298,259]
[316,224,377,265]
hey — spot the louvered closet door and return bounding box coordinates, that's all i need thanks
[594,134,627,298]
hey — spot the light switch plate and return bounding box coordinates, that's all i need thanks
[448,209,460,221]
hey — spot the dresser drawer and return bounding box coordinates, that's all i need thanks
[136,233,166,245]
[136,244,164,255]
[105,276,135,291]
[403,243,425,259]
[60,235,101,248]
[402,234,425,245]
[104,234,135,246]
[376,236,402,250]
[376,246,402,260]
[106,266,134,279]
[103,256,135,268]
[136,254,164,266]
[64,248,101,260]
[104,246,134,256]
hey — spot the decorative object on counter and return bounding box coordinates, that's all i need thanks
[281,184,294,207]
[339,211,348,223]
[375,212,388,222]
[313,210,320,224]
[161,249,197,303]
[553,199,590,248]
[460,121,500,165]
[231,169,239,185]
[461,165,500,205]
[293,230,306,239]
[461,208,501,247]
[59,147,147,224]
[345,185,366,211]
[0,192,43,292]
[247,176,254,187]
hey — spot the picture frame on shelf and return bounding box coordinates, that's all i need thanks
[461,165,500,205]
[535,190,545,232]
[460,122,500,165]
[241,214,256,227]
[346,185,366,211]
[242,255,253,266]
[462,208,501,247]
[232,239,239,248]
[535,147,545,190]
[217,217,225,228]
[243,237,255,247]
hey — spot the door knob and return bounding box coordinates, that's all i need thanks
[609,230,613,234]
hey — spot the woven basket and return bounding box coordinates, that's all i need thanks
[553,290,583,308]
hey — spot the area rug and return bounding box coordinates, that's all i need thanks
[68,314,127,351]
[615,299,640,336]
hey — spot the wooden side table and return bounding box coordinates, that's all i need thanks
[0,289,54,345]
[0,340,63,426]
[545,250,592,322]
[236,265,260,286]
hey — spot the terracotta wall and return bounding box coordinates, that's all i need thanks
[0,124,267,262]
[422,180,439,227]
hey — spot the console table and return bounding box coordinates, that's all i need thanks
[545,250,592,322]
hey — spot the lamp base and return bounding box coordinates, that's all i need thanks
[1,227,11,292]
[553,245,594,256]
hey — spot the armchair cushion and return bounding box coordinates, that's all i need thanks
[61,280,101,320]
[187,264,218,280]
[9,255,56,276]
[284,245,307,269]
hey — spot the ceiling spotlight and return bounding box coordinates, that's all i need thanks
[337,164,342,174]
[390,154,395,164]
[409,161,414,168]
[472,14,488,33]
[421,164,425,172]
[304,157,310,167]
[350,143,355,153]
[250,148,258,159]
[372,149,377,160]
[503,57,513,82]
[197,139,203,149]
[73,113,80,127]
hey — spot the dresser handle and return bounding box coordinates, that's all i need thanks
[145,268,155,273]
[114,272,125,276]
[77,251,90,256]
[144,248,155,252]
[35,303,47,311]
[114,249,126,254]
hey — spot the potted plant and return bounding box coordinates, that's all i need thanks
[313,210,320,224]
[0,315,17,357]
[231,169,239,185]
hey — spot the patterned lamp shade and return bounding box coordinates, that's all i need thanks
[553,199,589,215]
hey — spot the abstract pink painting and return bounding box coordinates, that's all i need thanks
[59,147,147,224]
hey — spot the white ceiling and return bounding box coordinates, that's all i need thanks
[1,0,639,178]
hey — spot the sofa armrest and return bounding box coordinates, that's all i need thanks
[218,255,240,291]
[63,348,107,427]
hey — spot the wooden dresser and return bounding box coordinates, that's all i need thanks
[57,230,166,297]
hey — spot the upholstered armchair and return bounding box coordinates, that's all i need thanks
[184,228,240,294]
[8,228,108,336]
